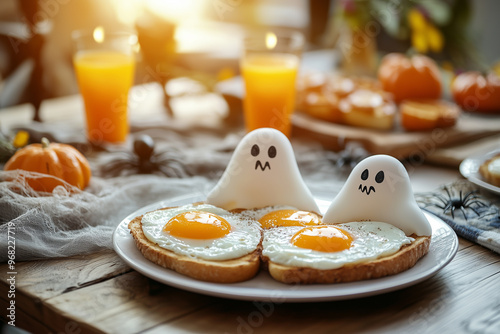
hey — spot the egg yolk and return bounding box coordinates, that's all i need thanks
[258,210,321,229]
[163,211,231,239]
[291,226,353,252]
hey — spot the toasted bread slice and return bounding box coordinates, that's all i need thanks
[128,213,262,283]
[264,235,430,284]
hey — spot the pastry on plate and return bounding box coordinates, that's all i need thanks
[479,153,500,187]
[339,89,397,130]
[297,74,386,127]
[400,99,460,131]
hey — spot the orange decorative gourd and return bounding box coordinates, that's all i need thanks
[4,138,91,192]
[378,53,442,103]
[451,71,500,113]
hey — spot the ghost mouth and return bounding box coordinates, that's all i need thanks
[359,184,375,195]
[255,160,271,171]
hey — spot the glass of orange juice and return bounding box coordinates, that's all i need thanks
[241,30,304,137]
[72,27,136,144]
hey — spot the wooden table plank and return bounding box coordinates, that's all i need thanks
[0,250,131,325]
[7,250,131,299]
[0,296,53,334]
[44,271,218,333]
[140,244,500,334]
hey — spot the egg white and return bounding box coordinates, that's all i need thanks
[240,205,313,222]
[141,204,262,261]
[262,222,414,270]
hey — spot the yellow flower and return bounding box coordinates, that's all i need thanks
[412,30,428,54]
[408,9,426,31]
[408,8,444,54]
[427,25,444,53]
[13,130,29,148]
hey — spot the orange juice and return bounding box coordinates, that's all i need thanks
[74,50,135,143]
[241,53,299,137]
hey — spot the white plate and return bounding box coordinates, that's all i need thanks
[113,194,458,302]
[460,150,500,195]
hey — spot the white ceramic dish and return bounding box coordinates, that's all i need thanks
[460,149,500,195]
[113,194,458,302]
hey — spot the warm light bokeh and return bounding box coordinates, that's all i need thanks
[93,26,105,44]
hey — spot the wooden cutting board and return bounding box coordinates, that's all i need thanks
[292,111,500,160]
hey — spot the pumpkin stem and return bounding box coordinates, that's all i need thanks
[41,137,50,149]
[406,47,417,58]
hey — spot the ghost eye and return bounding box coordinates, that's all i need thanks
[361,169,369,181]
[251,144,260,157]
[375,171,384,183]
[268,146,277,158]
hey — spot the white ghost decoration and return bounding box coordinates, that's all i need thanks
[206,128,319,213]
[323,154,431,236]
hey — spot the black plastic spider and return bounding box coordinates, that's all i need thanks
[431,186,487,219]
[326,141,369,171]
[101,135,189,178]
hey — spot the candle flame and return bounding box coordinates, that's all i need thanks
[93,26,105,44]
[265,32,277,50]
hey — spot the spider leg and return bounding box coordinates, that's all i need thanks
[160,165,179,178]
[468,206,481,217]
[462,192,473,206]
[443,202,452,213]
[444,187,453,200]
[431,203,445,209]
[470,199,487,207]
[172,163,189,177]
[464,192,486,207]
[434,195,449,207]
[154,156,185,167]
[101,160,138,176]
[450,205,455,219]
[460,206,467,220]
[159,164,185,178]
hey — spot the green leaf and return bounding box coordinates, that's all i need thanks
[370,0,403,38]
[419,0,452,26]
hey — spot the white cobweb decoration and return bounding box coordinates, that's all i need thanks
[0,170,212,261]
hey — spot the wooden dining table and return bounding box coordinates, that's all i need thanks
[1,84,500,334]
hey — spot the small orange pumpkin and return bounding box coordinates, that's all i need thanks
[378,53,442,103]
[4,138,91,192]
[451,71,500,113]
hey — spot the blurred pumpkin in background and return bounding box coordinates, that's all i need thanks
[378,53,442,103]
[451,71,500,113]
[4,138,91,192]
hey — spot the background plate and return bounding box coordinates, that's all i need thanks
[292,112,500,159]
[460,149,500,195]
[113,194,458,302]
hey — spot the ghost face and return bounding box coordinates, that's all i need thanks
[358,168,385,195]
[351,155,411,201]
[232,128,293,179]
[250,142,277,171]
